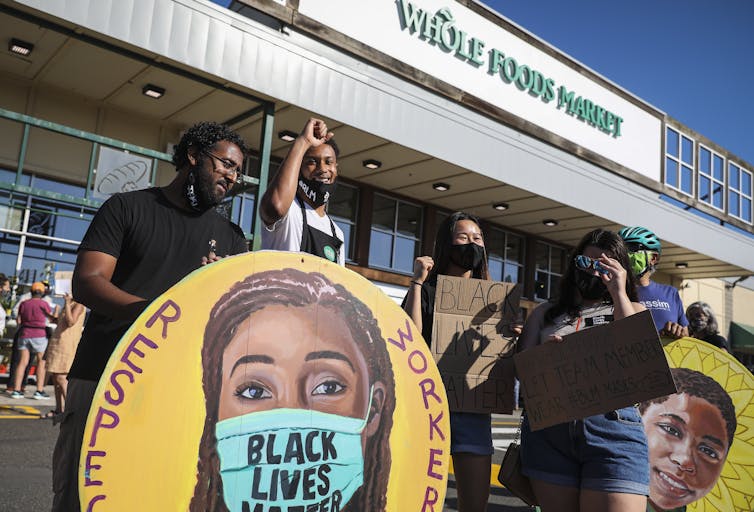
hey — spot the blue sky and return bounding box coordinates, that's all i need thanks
[481,0,754,166]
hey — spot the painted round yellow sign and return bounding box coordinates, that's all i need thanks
[643,338,754,512]
[79,252,450,511]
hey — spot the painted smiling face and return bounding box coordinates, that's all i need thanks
[643,393,730,510]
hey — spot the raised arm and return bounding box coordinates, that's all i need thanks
[258,118,333,226]
[402,256,434,334]
[73,250,148,321]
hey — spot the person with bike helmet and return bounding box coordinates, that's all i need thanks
[619,226,688,338]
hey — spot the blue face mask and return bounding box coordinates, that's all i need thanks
[215,396,371,512]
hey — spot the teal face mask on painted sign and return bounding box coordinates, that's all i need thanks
[215,404,370,512]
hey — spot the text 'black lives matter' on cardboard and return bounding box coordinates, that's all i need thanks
[432,275,522,414]
[514,310,676,431]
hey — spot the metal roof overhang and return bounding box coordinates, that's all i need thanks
[3,0,753,279]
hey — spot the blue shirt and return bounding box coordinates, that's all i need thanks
[636,281,688,332]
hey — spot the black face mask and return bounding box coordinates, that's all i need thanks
[298,177,336,208]
[449,243,485,271]
[184,168,219,212]
[575,271,607,300]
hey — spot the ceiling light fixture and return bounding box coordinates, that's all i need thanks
[432,182,450,191]
[542,219,558,227]
[675,262,689,269]
[492,202,509,211]
[142,84,165,99]
[8,38,33,57]
[363,159,382,170]
[278,130,297,142]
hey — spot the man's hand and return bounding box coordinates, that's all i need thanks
[660,321,688,339]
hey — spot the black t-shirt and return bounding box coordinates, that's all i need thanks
[700,333,730,352]
[401,275,437,346]
[69,188,247,382]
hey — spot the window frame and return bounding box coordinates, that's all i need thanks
[368,193,423,274]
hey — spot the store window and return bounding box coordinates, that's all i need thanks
[698,145,725,211]
[486,227,525,285]
[728,162,753,223]
[329,183,359,262]
[369,194,422,273]
[665,127,694,196]
[534,241,564,301]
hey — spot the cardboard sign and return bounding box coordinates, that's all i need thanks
[79,252,450,512]
[54,270,73,296]
[514,310,676,431]
[431,275,522,414]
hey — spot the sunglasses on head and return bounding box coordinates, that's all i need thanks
[574,255,609,274]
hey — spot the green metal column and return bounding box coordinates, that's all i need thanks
[252,103,275,251]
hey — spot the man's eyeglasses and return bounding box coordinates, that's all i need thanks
[574,255,609,274]
[202,150,241,178]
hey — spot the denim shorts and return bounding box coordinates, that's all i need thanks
[520,406,649,495]
[19,337,48,353]
[450,411,493,455]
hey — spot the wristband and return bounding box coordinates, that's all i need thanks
[410,280,424,287]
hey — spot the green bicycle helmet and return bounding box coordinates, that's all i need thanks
[618,226,662,253]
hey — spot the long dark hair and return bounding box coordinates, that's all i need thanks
[428,211,490,282]
[546,229,638,323]
[189,269,396,512]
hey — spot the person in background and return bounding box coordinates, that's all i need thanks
[619,226,688,338]
[6,280,58,393]
[403,211,493,512]
[259,117,345,265]
[517,229,648,512]
[0,273,10,337]
[43,293,86,419]
[685,302,730,352]
[9,281,57,400]
[52,121,249,512]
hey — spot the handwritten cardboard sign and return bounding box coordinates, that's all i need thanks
[431,275,522,414]
[514,310,676,431]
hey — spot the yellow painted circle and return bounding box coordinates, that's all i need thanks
[663,338,754,512]
[79,252,450,511]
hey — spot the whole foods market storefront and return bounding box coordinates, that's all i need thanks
[1,0,753,303]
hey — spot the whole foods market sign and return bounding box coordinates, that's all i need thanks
[297,0,662,182]
[398,1,623,137]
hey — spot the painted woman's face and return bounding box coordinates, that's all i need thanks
[218,304,370,422]
[642,393,730,510]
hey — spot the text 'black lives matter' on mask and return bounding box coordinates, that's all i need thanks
[449,243,485,271]
[298,176,336,208]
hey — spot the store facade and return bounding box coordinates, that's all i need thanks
[1,0,753,338]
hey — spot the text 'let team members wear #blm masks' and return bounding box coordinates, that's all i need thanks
[215,396,372,512]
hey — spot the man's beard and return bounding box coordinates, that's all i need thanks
[186,165,229,211]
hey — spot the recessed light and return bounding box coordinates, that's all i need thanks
[432,182,450,191]
[8,38,33,57]
[142,84,165,99]
[542,219,558,227]
[363,159,382,170]
[278,130,297,142]
[492,202,509,211]
[675,262,688,269]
